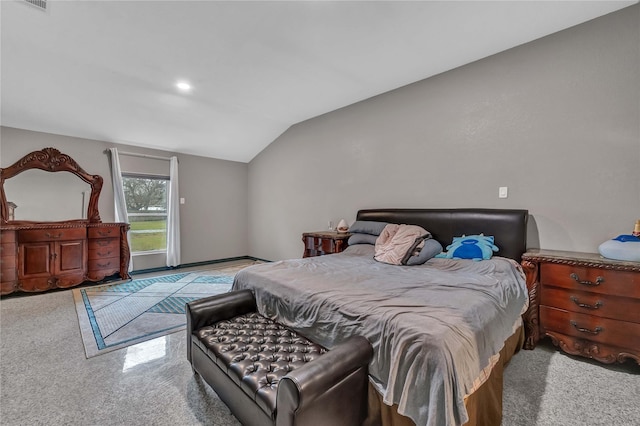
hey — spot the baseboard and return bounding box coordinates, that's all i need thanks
[130,255,270,276]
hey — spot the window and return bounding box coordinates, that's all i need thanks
[122,174,168,253]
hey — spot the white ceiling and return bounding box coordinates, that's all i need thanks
[1,1,636,163]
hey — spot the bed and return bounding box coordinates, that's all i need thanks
[232,208,531,426]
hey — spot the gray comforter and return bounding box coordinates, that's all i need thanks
[232,244,528,426]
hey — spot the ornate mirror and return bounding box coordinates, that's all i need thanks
[0,147,103,224]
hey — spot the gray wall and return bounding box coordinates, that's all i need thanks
[0,126,249,270]
[248,5,640,261]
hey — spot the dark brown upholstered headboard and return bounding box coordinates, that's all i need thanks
[356,208,528,261]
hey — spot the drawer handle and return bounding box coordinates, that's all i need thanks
[570,273,604,287]
[45,233,63,239]
[570,320,603,335]
[97,251,112,257]
[96,240,110,247]
[570,296,603,310]
[96,262,111,268]
[97,230,112,236]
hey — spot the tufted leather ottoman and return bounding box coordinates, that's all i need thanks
[187,289,373,426]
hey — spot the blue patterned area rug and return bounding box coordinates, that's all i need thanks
[73,267,246,358]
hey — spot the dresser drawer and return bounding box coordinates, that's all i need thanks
[88,238,120,260]
[540,306,640,350]
[88,257,120,273]
[88,227,120,239]
[87,257,120,281]
[540,263,640,299]
[18,227,86,243]
[541,286,640,323]
[88,247,120,261]
[88,238,119,250]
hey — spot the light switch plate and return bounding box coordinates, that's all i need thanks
[498,187,508,198]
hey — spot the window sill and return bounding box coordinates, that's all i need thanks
[132,250,167,257]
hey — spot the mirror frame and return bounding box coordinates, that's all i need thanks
[0,147,103,224]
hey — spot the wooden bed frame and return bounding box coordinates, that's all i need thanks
[355,208,532,426]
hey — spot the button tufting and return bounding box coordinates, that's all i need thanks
[197,310,328,414]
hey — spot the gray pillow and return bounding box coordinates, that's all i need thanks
[405,239,443,266]
[348,220,388,236]
[348,233,378,246]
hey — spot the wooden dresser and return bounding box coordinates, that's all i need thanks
[302,231,351,258]
[0,147,131,296]
[1,222,130,294]
[522,249,639,365]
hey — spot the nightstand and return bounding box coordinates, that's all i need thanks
[302,231,351,258]
[522,249,640,365]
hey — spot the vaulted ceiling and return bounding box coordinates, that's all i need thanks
[1,1,636,162]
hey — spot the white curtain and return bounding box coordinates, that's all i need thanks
[166,156,181,267]
[109,148,133,272]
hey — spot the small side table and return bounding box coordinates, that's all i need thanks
[302,231,351,258]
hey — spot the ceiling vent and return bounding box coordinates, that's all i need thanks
[23,0,47,11]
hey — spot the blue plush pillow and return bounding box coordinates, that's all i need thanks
[348,220,388,236]
[436,234,499,261]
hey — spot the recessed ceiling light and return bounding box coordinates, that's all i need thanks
[175,81,192,92]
